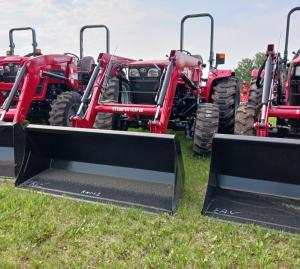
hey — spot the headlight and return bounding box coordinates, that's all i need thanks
[147,68,160,77]
[129,68,140,77]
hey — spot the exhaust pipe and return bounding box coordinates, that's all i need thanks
[16,125,184,213]
[202,134,300,233]
[0,123,25,178]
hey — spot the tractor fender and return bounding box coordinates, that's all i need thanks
[204,69,235,100]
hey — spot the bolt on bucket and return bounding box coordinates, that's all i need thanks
[202,134,300,233]
[16,125,184,213]
[0,122,24,178]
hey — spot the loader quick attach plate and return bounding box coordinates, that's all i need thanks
[202,134,300,233]
[0,123,24,178]
[16,125,184,213]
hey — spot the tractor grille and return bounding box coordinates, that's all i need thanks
[128,66,161,104]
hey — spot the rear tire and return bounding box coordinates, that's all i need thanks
[212,77,239,134]
[49,91,81,126]
[193,103,219,156]
[234,104,256,135]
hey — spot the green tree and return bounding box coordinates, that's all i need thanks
[234,52,265,82]
[253,52,265,68]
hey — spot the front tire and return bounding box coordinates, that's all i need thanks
[234,104,256,135]
[193,103,219,156]
[49,91,81,126]
[212,77,239,134]
[248,83,262,113]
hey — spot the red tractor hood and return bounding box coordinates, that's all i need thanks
[129,59,169,68]
[0,55,30,64]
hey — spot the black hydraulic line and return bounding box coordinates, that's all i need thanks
[80,62,101,103]
[180,73,198,91]
[261,54,273,105]
[9,27,37,56]
[76,62,101,116]
[157,59,174,106]
[42,71,69,82]
[80,25,110,59]
[180,13,214,69]
[1,64,27,112]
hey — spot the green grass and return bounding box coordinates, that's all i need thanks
[0,133,300,268]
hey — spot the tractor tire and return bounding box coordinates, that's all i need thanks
[234,104,256,135]
[193,103,219,156]
[94,78,130,129]
[248,83,262,112]
[212,77,239,134]
[49,91,81,126]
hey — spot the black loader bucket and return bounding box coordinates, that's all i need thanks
[16,125,184,213]
[202,134,300,233]
[0,123,25,178]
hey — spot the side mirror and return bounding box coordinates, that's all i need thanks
[216,53,225,65]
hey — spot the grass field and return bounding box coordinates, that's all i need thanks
[0,133,300,268]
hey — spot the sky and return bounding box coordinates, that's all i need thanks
[0,0,300,70]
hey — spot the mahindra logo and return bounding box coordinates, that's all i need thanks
[112,106,144,112]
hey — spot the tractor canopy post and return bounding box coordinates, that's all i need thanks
[9,27,38,56]
[180,13,214,69]
[283,7,300,68]
[79,25,110,59]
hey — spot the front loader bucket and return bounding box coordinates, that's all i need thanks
[16,125,184,213]
[202,134,300,233]
[0,123,24,178]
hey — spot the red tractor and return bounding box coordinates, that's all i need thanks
[0,27,41,106]
[15,13,239,213]
[0,25,110,178]
[71,13,239,155]
[0,24,110,125]
[202,7,300,233]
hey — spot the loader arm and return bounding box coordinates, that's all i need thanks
[254,45,277,136]
[72,51,201,133]
[71,53,136,128]
[149,50,201,133]
[0,55,76,124]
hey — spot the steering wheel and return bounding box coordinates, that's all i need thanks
[64,52,80,62]
[178,49,192,56]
